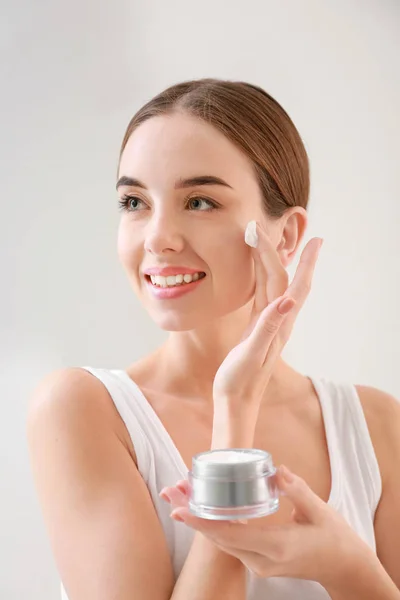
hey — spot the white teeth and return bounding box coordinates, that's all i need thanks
[154,275,165,286]
[149,272,204,288]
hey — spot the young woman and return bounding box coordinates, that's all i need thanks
[27,79,400,599]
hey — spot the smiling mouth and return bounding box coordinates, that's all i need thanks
[145,272,206,288]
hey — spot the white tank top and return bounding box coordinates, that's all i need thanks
[61,367,382,600]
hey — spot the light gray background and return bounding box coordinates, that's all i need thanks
[1,0,399,598]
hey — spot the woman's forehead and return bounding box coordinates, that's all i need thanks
[118,113,257,190]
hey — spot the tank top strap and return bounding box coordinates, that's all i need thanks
[81,366,152,482]
[310,376,382,515]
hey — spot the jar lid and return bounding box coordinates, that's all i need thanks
[191,448,275,481]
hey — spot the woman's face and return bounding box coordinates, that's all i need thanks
[117,112,274,331]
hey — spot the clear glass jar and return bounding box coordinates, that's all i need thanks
[188,448,279,521]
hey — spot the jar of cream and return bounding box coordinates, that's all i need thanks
[188,448,279,521]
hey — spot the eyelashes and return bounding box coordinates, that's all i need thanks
[118,194,221,213]
[186,197,219,211]
[118,195,144,212]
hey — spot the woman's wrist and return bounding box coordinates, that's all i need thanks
[211,397,259,449]
[324,546,400,599]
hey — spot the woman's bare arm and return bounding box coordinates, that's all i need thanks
[27,368,175,600]
[27,368,246,600]
[168,404,251,600]
[357,385,400,588]
[169,536,246,600]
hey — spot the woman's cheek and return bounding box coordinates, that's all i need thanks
[117,222,138,266]
[215,238,255,294]
[225,229,253,274]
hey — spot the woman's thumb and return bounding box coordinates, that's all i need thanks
[277,465,328,524]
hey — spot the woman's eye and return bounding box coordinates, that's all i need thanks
[118,195,219,213]
[187,197,218,211]
[118,195,146,212]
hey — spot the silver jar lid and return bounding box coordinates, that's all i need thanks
[191,448,275,481]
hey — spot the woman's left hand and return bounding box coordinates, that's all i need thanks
[160,465,372,588]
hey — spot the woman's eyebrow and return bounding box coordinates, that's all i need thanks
[116,175,233,191]
[116,176,144,190]
[174,176,233,189]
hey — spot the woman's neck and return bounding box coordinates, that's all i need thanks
[145,302,301,405]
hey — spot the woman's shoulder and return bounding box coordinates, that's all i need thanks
[27,367,130,449]
[355,384,400,437]
[28,367,112,412]
[354,384,400,484]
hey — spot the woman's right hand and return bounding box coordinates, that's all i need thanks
[212,223,323,444]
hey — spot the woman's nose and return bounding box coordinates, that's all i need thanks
[144,215,185,255]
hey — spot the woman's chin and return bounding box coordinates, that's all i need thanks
[150,311,209,332]
[146,296,255,333]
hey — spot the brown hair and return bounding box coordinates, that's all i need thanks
[118,78,309,218]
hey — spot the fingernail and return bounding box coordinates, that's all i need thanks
[245,220,258,248]
[159,490,171,502]
[318,238,324,250]
[277,297,296,315]
[280,465,294,483]
[171,510,185,522]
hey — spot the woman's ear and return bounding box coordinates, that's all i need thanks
[277,207,308,267]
